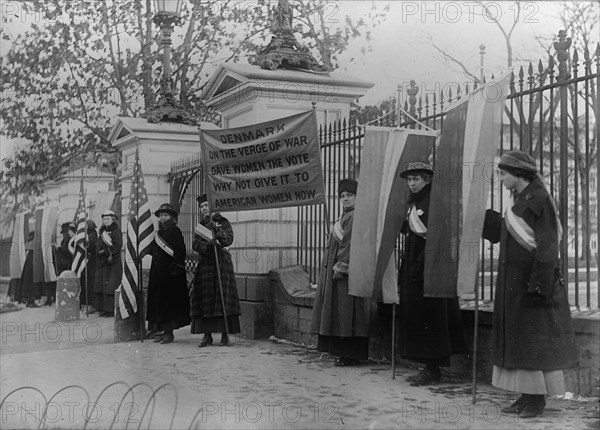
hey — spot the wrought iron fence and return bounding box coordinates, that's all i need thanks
[299,33,599,309]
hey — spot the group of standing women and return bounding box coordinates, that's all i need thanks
[311,150,577,419]
[53,211,118,317]
[10,217,98,309]
[145,196,241,346]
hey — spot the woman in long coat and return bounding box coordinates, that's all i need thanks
[19,231,40,307]
[55,222,75,275]
[191,194,241,347]
[310,179,370,366]
[397,162,467,386]
[146,204,191,344]
[80,220,98,312]
[483,151,578,419]
[95,210,122,317]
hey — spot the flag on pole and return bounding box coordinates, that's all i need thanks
[118,152,155,319]
[348,127,438,303]
[71,179,87,276]
[424,73,511,298]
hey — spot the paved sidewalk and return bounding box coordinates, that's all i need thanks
[1,306,598,429]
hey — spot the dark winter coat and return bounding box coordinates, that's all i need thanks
[397,184,466,363]
[146,219,190,328]
[55,235,73,275]
[80,226,97,305]
[483,179,578,371]
[95,222,122,298]
[190,213,240,319]
[19,236,41,301]
[310,208,370,338]
[97,222,122,267]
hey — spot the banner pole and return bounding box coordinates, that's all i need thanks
[391,303,396,379]
[83,180,89,318]
[136,142,144,344]
[213,245,229,340]
[472,283,480,403]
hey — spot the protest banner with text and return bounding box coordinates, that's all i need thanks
[200,110,326,212]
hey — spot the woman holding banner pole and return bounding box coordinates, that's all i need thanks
[191,194,241,347]
[310,179,370,366]
[483,151,577,418]
[397,162,466,386]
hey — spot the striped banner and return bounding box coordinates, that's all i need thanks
[33,205,59,283]
[9,212,28,279]
[71,179,87,276]
[118,152,155,319]
[424,74,510,298]
[348,127,437,304]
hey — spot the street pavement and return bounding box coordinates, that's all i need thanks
[1,305,598,430]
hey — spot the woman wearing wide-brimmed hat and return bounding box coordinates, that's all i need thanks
[396,162,467,386]
[95,210,122,317]
[190,194,241,347]
[146,203,191,344]
[310,178,371,366]
[483,151,578,418]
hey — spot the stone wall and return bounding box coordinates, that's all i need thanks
[266,265,600,397]
[236,274,273,340]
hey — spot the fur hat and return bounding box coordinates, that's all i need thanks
[154,203,179,218]
[101,209,118,219]
[338,179,358,197]
[400,162,434,179]
[196,194,208,205]
[498,150,538,174]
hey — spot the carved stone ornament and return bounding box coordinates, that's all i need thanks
[251,0,327,72]
[144,87,197,126]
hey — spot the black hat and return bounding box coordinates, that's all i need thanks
[154,203,179,218]
[61,222,76,233]
[338,179,358,197]
[498,151,538,174]
[400,161,434,179]
[196,194,208,205]
[101,209,118,219]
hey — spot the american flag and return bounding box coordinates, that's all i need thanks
[71,179,87,276]
[118,151,155,319]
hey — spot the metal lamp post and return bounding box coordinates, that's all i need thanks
[145,0,194,124]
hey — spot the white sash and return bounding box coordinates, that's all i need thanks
[505,195,536,252]
[101,231,113,247]
[332,218,344,242]
[155,233,174,257]
[68,236,76,255]
[407,205,427,238]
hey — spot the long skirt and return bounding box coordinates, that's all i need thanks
[317,335,369,360]
[398,262,467,366]
[79,262,96,306]
[95,261,122,314]
[8,278,22,302]
[191,316,241,335]
[492,366,565,395]
[45,282,57,304]
[20,251,42,301]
